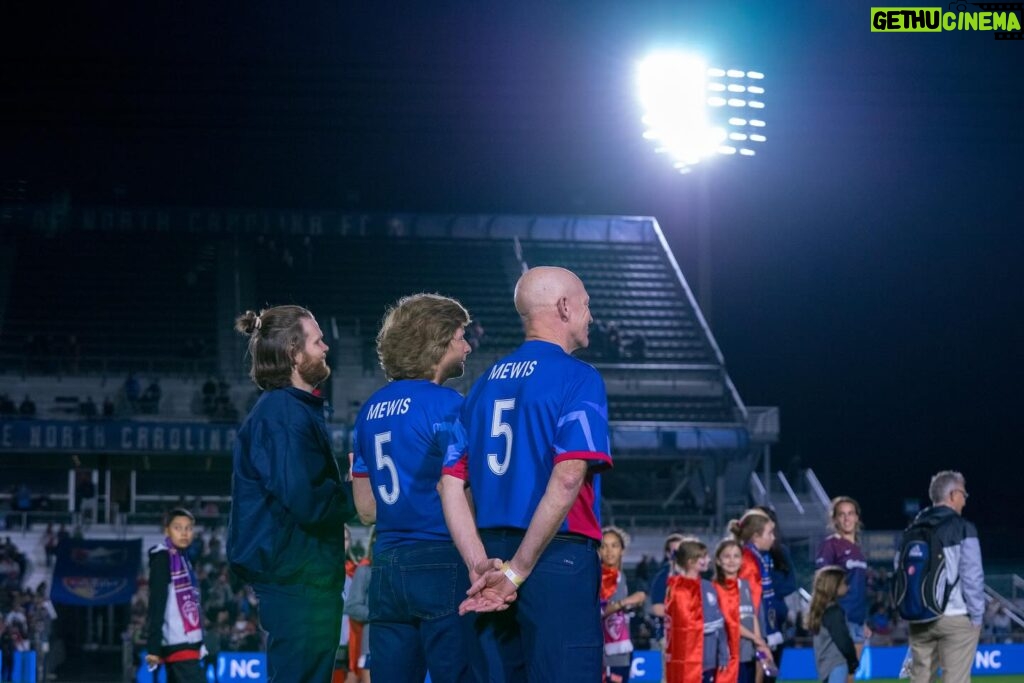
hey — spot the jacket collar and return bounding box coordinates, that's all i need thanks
[282,385,324,407]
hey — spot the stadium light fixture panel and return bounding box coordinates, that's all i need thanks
[637,51,767,174]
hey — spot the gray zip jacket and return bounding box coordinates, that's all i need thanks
[701,578,730,671]
[914,505,985,625]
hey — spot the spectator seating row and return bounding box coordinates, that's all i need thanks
[518,240,717,364]
[254,235,522,348]
[609,394,738,423]
[0,232,218,373]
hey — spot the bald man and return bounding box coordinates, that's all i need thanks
[441,266,613,682]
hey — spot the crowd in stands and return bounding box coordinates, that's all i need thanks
[0,583,56,682]
[0,392,117,420]
[0,539,27,592]
[0,373,246,423]
[123,374,163,415]
[199,377,239,422]
[0,538,56,682]
[0,395,37,418]
[126,532,261,663]
[585,319,647,362]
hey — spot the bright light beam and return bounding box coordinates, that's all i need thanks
[638,52,766,174]
[637,53,725,173]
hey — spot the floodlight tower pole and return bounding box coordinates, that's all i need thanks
[636,56,765,323]
[696,171,713,324]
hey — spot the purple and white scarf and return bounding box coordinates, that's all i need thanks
[165,538,202,634]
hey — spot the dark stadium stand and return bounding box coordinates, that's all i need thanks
[252,235,523,349]
[0,231,218,374]
[519,239,717,364]
[608,393,738,423]
[0,208,762,537]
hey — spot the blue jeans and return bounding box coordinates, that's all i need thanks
[826,663,847,683]
[472,530,602,683]
[369,540,478,683]
[252,582,342,683]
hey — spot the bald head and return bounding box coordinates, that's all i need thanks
[514,266,592,353]
[514,266,583,317]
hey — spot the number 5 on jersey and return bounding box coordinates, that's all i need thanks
[488,398,515,476]
[375,431,400,504]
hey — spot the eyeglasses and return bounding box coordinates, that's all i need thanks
[953,489,969,500]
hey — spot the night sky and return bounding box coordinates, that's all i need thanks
[3,2,1022,536]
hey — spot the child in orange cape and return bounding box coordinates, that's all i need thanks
[665,540,729,683]
[712,539,775,683]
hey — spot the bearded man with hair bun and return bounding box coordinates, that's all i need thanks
[228,305,357,683]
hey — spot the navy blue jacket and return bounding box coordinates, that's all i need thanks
[228,386,355,588]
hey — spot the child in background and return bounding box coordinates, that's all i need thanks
[666,540,729,683]
[145,508,206,683]
[713,539,775,683]
[335,525,354,683]
[808,566,859,683]
[344,528,373,683]
[600,526,647,683]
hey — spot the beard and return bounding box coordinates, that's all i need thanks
[297,352,331,387]
[439,357,466,383]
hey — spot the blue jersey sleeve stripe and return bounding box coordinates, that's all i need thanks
[556,410,597,452]
[583,400,608,419]
[442,419,468,469]
[352,471,370,479]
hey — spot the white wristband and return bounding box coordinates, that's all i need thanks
[502,562,525,588]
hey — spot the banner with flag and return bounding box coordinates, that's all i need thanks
[50,539,141,606]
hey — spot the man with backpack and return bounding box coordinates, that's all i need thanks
[894,470,985,683]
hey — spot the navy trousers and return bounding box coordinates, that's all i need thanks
[252,582,342,683]
[369,540,480,683]
[472,530,602,683]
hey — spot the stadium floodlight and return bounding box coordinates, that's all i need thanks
[637,51,766,174]
[636,54,726,173]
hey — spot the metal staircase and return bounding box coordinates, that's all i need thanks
[750,468,831,543]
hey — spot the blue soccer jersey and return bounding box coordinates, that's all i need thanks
[443,340,612,540]
[353,379,463,552]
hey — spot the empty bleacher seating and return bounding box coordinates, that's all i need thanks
[252,235,523,350]
[609,394,738,423]
[0,231,218,375]
[518,240,717,364]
